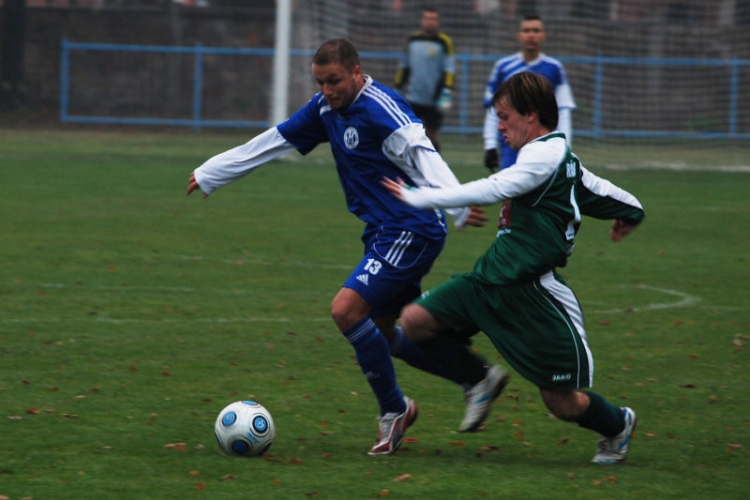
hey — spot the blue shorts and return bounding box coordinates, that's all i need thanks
[343,225,445,319]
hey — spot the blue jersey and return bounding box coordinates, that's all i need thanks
[277,78,449,241]
[483,53,575,109]
[483,53,576,170]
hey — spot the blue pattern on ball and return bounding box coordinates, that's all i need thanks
[253,416,269,433]
[221,411,237,427]
[231,439,249,455]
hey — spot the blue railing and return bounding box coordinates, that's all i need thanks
[60,39,750,139]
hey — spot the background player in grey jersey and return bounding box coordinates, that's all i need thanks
[383,72,643,464]
[394,7,455,152]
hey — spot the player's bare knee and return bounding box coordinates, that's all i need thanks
[400,304,437,344]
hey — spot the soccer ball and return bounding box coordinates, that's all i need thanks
[214,400,275,457]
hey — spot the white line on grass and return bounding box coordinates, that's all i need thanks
[603,163,750,172]
[7,284,700,324]
[586,284,700,313]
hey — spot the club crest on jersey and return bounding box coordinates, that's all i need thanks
[343,126,359,149]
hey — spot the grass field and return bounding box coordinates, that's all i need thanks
[1,129,749,499]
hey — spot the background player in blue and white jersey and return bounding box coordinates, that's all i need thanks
[483,14,576,172]
[186,39,495,456]
[394,7,455,152]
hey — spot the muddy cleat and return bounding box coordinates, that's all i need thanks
[592,407,637,464]
[368,396,419,456]
[460,365,510,432]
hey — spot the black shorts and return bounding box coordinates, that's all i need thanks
[409,102,443,130]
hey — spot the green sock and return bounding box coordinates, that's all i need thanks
[578,391,626,437]
[418,333,486,385]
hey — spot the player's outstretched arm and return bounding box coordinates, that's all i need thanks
[610,219,639,242]
[186,172,207,198]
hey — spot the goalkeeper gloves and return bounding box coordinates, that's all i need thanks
[436,88,452,111]
[484,148,499,173]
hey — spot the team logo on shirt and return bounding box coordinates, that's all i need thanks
[343,127,359,149]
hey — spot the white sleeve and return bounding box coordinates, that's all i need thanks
[483,107,499,150]
[400,138,565,209]
[557,107,572,146]
[555,81,576,110]
[382,123,471,226]
[193,128,297,196]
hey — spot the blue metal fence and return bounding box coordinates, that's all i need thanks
[60,38,750,139]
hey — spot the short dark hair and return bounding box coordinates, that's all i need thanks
[313,39,360,72]
[492,72,559,131]
[523,13,542,22]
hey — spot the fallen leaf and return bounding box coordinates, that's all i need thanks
[604,475,618,483]
[567,473,576,479]
[322,453,332,459]
[726,443,741,451]
[27,408,39,414]
[479,445,498,451]
[392,474,412,482]
[305,492,319,498]
[558,438,570,445]
[449,441,465,446]
[189,470,199,476]
[222,474,236,481]
[272,478,282,485]
[403,437,420,444]
[380,489,390,496]
[515,431,523,439]
[195,483,206,490]
[679,383,696,389]
[288,458,303,464]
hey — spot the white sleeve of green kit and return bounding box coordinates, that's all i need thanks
[193,128,296,196]
[400,137,565,209]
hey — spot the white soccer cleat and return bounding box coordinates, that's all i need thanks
[460,365,510,432]
[368,396,419,456]
[591,407,637,464]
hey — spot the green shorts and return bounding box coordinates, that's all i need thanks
[416,271,593,391]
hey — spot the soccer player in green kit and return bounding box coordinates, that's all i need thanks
[383,72,643,464]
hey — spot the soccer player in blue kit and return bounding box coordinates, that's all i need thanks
[186,39,501,456]
[483,14,576,172]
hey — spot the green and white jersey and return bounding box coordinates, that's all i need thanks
[398,132,644,285]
